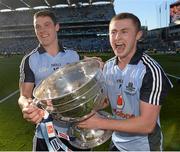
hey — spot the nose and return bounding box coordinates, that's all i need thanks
[115,32,121,40]
[36,26,46,34]
[39,27,45,34]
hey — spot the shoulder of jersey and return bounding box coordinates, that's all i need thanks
[63,47,75,53]
[22,48,38,60]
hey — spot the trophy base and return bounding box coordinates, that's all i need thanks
[68,111,112,149]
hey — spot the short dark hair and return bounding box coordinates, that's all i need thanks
[34,10,57,25]
[110,12,141,32]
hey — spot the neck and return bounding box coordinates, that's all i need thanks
[118,57,133,70]
[44,40,59,56]
[118,47,136,70]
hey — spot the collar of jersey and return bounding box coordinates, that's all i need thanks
[115,50,143,65]
[37,42,65,54]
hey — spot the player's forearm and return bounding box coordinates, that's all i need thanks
[18,82,34,109]
[98,116,156,134]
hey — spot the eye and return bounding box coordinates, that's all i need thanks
[35,25,41,30]
[110,30,117,35]
[122,30,128,34]
[45,22,51,28]
[45,23,49,27]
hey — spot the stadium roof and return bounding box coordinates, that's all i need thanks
[0,0,114,11]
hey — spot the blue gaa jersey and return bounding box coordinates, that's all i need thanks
[103,51,173,151]
[20,45,79,85]
[19,44,79,138]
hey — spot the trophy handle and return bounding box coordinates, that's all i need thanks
[32,98,49,119]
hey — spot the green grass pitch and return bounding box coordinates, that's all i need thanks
[0,52,179,150]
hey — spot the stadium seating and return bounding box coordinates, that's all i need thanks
[0,3,115,54]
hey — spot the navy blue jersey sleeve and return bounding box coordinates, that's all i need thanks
[19,55,35,83]
[140,56,173,105]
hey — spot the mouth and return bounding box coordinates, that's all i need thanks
[40,34,49,39]
[115,42,125,50]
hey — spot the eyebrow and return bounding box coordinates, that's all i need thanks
[111,27,130,31]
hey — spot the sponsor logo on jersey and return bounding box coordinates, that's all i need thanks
[53,67,59,71]
[114,95,135,119]
[51,63,61,71]
[51,63,61,67]
[113,108,135,119]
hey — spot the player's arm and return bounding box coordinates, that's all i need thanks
[18,55,35,109]
[18,82,34,109]
[78,101,160,134]
[18,56,43,124]
[78,62,172,134]
[18,82,44,124]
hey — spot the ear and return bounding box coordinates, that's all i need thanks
[136,30,143,41]
[55,23,60,32]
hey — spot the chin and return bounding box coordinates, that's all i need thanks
[41,41,50,46]
[115,51,123,57]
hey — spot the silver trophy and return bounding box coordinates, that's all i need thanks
[33,59,112,149]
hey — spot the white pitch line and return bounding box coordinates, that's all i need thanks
[0,73,179,104]
[0,89,19,103]
[167,73,180,80]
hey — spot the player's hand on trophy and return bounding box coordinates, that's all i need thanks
[99,98,109,110]
[36,99,54,113]
[84,56,104,69]
[44,99,54,112]
[77,112,104,129]
[20,97,44,124]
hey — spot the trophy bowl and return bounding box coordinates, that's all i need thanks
[33,58,106,122]
[32,59,112,149]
